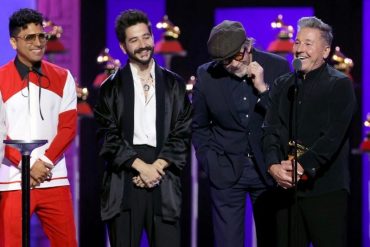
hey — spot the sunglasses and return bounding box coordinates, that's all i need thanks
[14,32,50,44]
[222,49,247,66]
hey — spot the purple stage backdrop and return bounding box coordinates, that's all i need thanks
[0,0,35,66]
[106,0,165,68]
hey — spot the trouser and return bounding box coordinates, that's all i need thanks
[0,186,77,247]
[107,189,180,247]
[210,157,277,247]
[276,189,348,247]
[107,145,181,247]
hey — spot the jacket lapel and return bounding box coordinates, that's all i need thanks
[120,64,135,144]
[120,62,167,149]
[154,64,166,153]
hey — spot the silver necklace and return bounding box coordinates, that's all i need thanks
[143,83,150,92]
[139,75,153,92]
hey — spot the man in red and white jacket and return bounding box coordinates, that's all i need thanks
[0,8,77,247]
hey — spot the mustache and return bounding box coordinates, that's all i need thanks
[31,44,46,49]
[134,46,153,54]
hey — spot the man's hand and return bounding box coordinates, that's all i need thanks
[139,165,162,188]
[30,159,53,186]
[132,158,162,188]
[152,159,168,176]
[132,176,146,188]
[132,159,168,188]
[281,159,305,182]
[30,177,39,188]
[268,162,294,189]
[247,61,268,93]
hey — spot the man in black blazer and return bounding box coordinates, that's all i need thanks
[263,17,356,247]
[94,9,192,247]
[192,20,290,247]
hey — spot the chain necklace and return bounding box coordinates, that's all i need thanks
[139,75,153,90]
[143,83,150,92]
[138,74,153,102]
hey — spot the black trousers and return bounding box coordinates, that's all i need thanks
[210,158,278,247]
[276,189,348,247]
[107,145,180,247]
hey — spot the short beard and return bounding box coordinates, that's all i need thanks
[225,59,249,78]
[127,46,154,65]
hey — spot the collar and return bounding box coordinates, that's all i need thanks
[13,56,46,120]
[14,56,42,80]
[129,60,156,83]
[303,63,326,80]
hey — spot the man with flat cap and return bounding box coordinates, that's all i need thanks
[192,20,290,246]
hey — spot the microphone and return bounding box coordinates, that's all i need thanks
[292,58,303,88]
[292,58,302,72]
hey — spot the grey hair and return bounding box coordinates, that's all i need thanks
[297,16,333,46]
[244,37,256,46]
[244,37,255,47]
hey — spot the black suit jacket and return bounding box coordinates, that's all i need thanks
[94,62,192,221]
[192,48,290,189]
[263,63,356,196]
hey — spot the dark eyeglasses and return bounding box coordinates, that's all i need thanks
[222,49,247,66]
[14,32,50,44]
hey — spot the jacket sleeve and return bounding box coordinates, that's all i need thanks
[257,59,291,111]
[262,76,287,167]
[94,76,137,172]
[297,77,356,176]
[191,67,213,167]
[157,76,192,171]
[42,70,77,165]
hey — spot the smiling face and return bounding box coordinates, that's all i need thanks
[293,27,331,74]
[120,23,154,66]
[10,23,46,67]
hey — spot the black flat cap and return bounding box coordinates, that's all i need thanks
[207,20,246,61]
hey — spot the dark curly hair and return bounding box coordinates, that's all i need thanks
[115,9,152,43]
[9,8,43,37]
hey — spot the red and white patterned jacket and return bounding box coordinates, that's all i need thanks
[0,59,77,191]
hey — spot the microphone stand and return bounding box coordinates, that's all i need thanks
[3,140,48,247]
[292,69,301,247]
[290,57,302,247]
